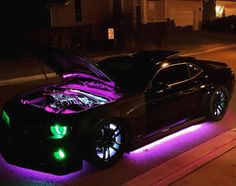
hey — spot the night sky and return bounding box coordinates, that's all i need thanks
[0,1,50,28]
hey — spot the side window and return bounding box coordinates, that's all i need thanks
[188,64,202,78]
[153,64,190,85]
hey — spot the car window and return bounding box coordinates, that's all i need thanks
[188,64,202,78]
[153,64,190,85]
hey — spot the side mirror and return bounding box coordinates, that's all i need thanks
[148,82,170,94]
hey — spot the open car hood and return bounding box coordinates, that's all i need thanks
[36,45,116,87]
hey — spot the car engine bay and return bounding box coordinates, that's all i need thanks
[20,77,122,114]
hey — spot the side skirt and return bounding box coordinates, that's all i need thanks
[127,117,206,152]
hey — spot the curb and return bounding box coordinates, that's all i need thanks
[0,44,236,87]
[123,129,236,186]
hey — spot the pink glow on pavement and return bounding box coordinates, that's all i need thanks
[131,124,203,153]
[0,122,217,183]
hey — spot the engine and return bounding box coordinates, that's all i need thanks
[49,93,85,110]
[21,89,109,114]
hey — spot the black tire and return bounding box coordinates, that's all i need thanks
[208,87,229,121]
[85,120,128,168]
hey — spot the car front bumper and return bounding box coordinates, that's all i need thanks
[0,117,83,175]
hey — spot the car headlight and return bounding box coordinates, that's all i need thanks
[53,148,67,161]
[1,110,10,127]
[50,124,68,139]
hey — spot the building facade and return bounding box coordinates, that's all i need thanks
[141,0,202,30]
[48,0,111,27]
[48,0,203,30]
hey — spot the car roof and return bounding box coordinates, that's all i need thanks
[98,52,198,72]
[133,50,180,58]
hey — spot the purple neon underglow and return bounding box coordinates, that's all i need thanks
[131,124,203,153]
[0,122,216,182]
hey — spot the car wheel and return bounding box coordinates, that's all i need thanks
[208,87,229,121]
[85,121,128,168]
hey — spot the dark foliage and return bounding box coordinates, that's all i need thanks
[203,16,236,32]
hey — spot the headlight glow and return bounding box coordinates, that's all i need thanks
[2,110,10,127]
[50,124,68,139]
[53,148,66,161]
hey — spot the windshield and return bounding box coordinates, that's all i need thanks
[98,56,156,93]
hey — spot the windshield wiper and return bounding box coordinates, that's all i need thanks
[36,60,50,84]
[41,69,50,84]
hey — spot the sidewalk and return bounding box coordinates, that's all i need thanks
[172,147,236,186]
[124,128,236,186]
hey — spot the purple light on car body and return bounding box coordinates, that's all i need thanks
[43,85,120,114]
[131,124,203,153]
[62,72,121,100]
[61,73,122,100]
[61,84,121,100]
[21,74,122,114]
[62,73,116,88]
[62,73,121,100]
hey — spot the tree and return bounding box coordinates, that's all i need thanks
[203,0,216,23]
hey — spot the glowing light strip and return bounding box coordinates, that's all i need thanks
[62,73,115,87]
[131,125,202,153]
[61,83,121,100]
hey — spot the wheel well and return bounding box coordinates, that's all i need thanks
[207,86,230,121]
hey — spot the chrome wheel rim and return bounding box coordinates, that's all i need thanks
[212,90,228,117]
[96,123,122,160]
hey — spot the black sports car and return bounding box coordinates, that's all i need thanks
[0,48,234,175]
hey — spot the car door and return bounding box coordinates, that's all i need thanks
[145,63,199,134]
[187,63,208,116]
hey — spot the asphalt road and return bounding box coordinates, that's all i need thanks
[0,47,236,186]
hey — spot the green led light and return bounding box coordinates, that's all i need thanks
[50,124,68,139]
[2,110,10,127]
[53,149,66,161]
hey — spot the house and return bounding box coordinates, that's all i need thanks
[48,0,203,30]
[47,0,111,27]
[141,0,202,30]
[46,0,204,50]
